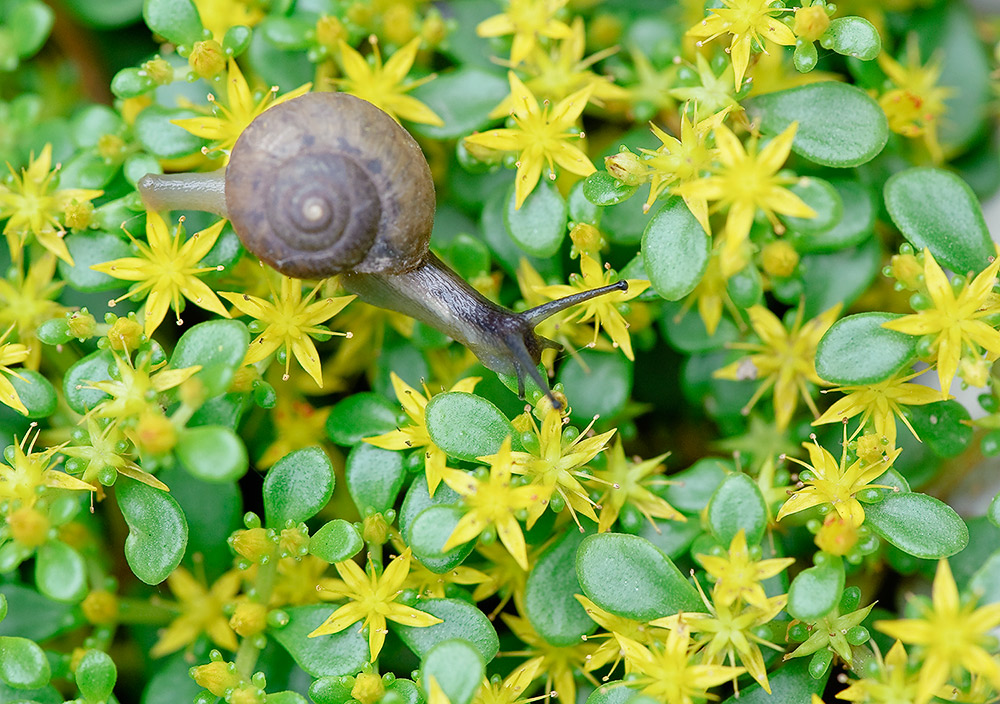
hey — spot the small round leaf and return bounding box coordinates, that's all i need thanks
[142,0,204,45]
[0,636,51,689]
[392,598,499,662]
[8,370,56,419]
[504,180,568,257]
[263,447,335,526]
[582,171,638,206]
[175,426,248,482]
[271,605,368,677]
[326,391,404,446]
[170,320,250,398]
[864,492,969,559]
[35,541,87,603]
[641,196,710,300]
[815,313,917,385]
[821,17,881,61]
[787,563,845,621]
[421,640,484,704]
[346,443,407,514]
[707,473,767,546]
[409,505,478,573]
[524,528,597,646]
[425,392,514,462]
[76,649,117,703]
[115,477,188,585]
[309,520,363,564]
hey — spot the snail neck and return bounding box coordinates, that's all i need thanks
[137,170,229,218]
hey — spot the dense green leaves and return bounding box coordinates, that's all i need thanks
[345,443,407,514]
[641,196,710,300]
[425,392,514,461]
[116,478,188,584]
[170,320,250,398]
[524,527,597,646]
[326,392,400,446]
[815,313,917,385]
[745,82,888,167]
[410,67,509,140]
[865,493,969,558]
[263,447,335,526]
[884,168,994,275]
[907,400,972,458]
[392,598,499,662]
[576,533,703,620]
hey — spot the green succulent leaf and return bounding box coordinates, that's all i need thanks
[170,319,250,398]
[409,504,478,573]
[345,443,407,514]
[504,180,568,257]
[641,196,710,300]
[907,400,972,458]
[270,605,369,678]
[884,167,994,275]
[821,17,881,61]
[420,640,485,704]
[60,231,132,292]
[707,473,768,546]
[410,67,510,140]
[0,636,51,689]
[815,313,917,385]
[34,540,87,603]
[8,370,56,419]
[326,392,401,446]
[865,492,969,559]
[576,533,703,621]
[75,650,117,703]
[745,82,888,167]
[780,177,843,235]
[425,392,514,462]
[142,0,204,45]
[263,447,335,526]
[787,563,845,621]
[175,425,249,483]
[391,598,499,662]
[524,526,597,647]
[583,171,638,206]
[309,519,363,564]
[116,477,188,585]
[720,659,825,703]
[558,350,633,423]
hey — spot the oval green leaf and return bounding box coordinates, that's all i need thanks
[787,563,845,621]
[76,650,117,703]
[326,392,401,446]
[63,349,113,414]
[409,505,478,573]
[263,447,334,526]
[61,230,132,291]
[309,519,363,564]
[116,477,188,585]
[345,443,407,514]
[576,533,703,621]
[583,171,638,206]
[391,598,499,662]
[410,67,509,140]
[779,177,843,235]
[707,473,768,546]
[170,320,250,398]
[663,458,732,514]
[906,400,972,459]
[142,0,204,45]
[524,527,597,647]
[425,392,514,462]
[720,659,823,703]
[504,180,568,257]
[821,17,881,61]
[271,605,368,677]
[793,178,875,253]
[641,196,710,300]
[175,425,248,482]
[865,492,969,559]
[0,636,51,689]
[35,541,87,603]
[884,167,993,275]
[745,82,888,168]
[8,370,56,419]
[815,312,917,385]
[558,350,633,424]
[421,640,484,704]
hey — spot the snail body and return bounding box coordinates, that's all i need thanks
[139,92,626,400]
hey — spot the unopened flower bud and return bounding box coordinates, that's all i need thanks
[569,223,604,259]
[351,671,387,704]
[135,411,177,455]
[604,149,649,186]
[142,57,174,85]
[533,391,568,421]
[63,200,94,230]
[82,589,120,625]
[8,506,50,548]
[794,5,831,42]
[346,2,374,27]
[383,4,416,45]
[191,660,242,697]
[97,134,127,163]
[960,355,990,388]
[761,240,799,278]
[815,514,858,556]
[230,601,268,637]
[888,251,924,290]
[230,527,275,563]
[279,526,310,557]
[107,316,144,352]
[230,686,266,704]
[188,40,226,80]
[362,513,390,545]
[855,432,885,466]
[67,310,98,339]
[315,15,347,53]
[420,11,448,47]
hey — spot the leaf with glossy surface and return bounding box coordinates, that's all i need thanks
[907,400,972,458]
[504,180,568,257]
[558,350,632,424]
[271,605,369,677]
[309,520,363,564]
[421,640,484,704]
[884,167,993,275]
[8,371,56,419]
[787,563,845,621]
[641,196,710,300]
[865,492,968,559]
[583,171,638,206]
[707,473,767,546]
[63,349,113,414]
[142,0,204,45]
[720,659,824,703]
[821,17,881,61]
[576,533,703,621]
[410,67,509,140]
[263,447,334,526]
[326,392,402,446]
[0,636,50,689]
[345,443,406,514]
[745,82,888,167]
[815,313,917,385]
[170,320,250,398]
[392,598,499,662]
[35,541,87,603]
[425,392,513,462]
[409,505,477,573]
[175,426,248,483]
[75,650,117,703]
[116,477,187,584]
[525,527,597,646]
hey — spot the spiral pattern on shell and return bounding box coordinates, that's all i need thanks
[225,92,436,279]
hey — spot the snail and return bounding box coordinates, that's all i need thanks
[138,92,627,402]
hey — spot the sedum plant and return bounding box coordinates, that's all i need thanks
[1,0,1000,703]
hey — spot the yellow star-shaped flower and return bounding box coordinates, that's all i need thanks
[365,372,479,496]
[714,303,840,431]
[0,325,29,416]
[876,560,1000,704]
[0,144,102,265]
[308,549,443,661]
[673,122,815,257]
[220,276,354,388]
[92,211,230,337]
[882,248,1000,399]
[686,0,796,91]
[591,436,684,533]
[697,530,794,610]
[335,36,443,127]
[172,59,311,159]
[464,72,594,209]
[476,0,573,66]
[151,567,243,657]
[0,430,94,508]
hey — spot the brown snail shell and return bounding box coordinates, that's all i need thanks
[225,92,435,279]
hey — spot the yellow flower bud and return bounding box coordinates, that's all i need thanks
[569,223,604,258]
[188,40,227,80]
[191,660,242,696]
[142,57,173,85]
[81,589,120,625]
[63,200,94,230]
[604,150,649,186]
[230,366,259,393]
[97,134,126,163]
[960,355,990,388]
[107,316,144,352]
[889,251,923,290]
[589,13,623,47]
[230,686,265,704]
[420,11,448,47]
[315,15,347,53]
[855,432,886,466]
[815,513,858,556]
[362,513,390,545]
[794,5,830,42]
[120,96,153,126]
[67,311,98,339]
[230,601,268,637]
[533,391,568,421]
[231,527,275,563]
[279,526,310,557]
[351,671,387,704]
[135,411,177,455]
[346,2,374,28]
[761,240,800,278]
[8,506,51,548]
[382,4,417,46]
